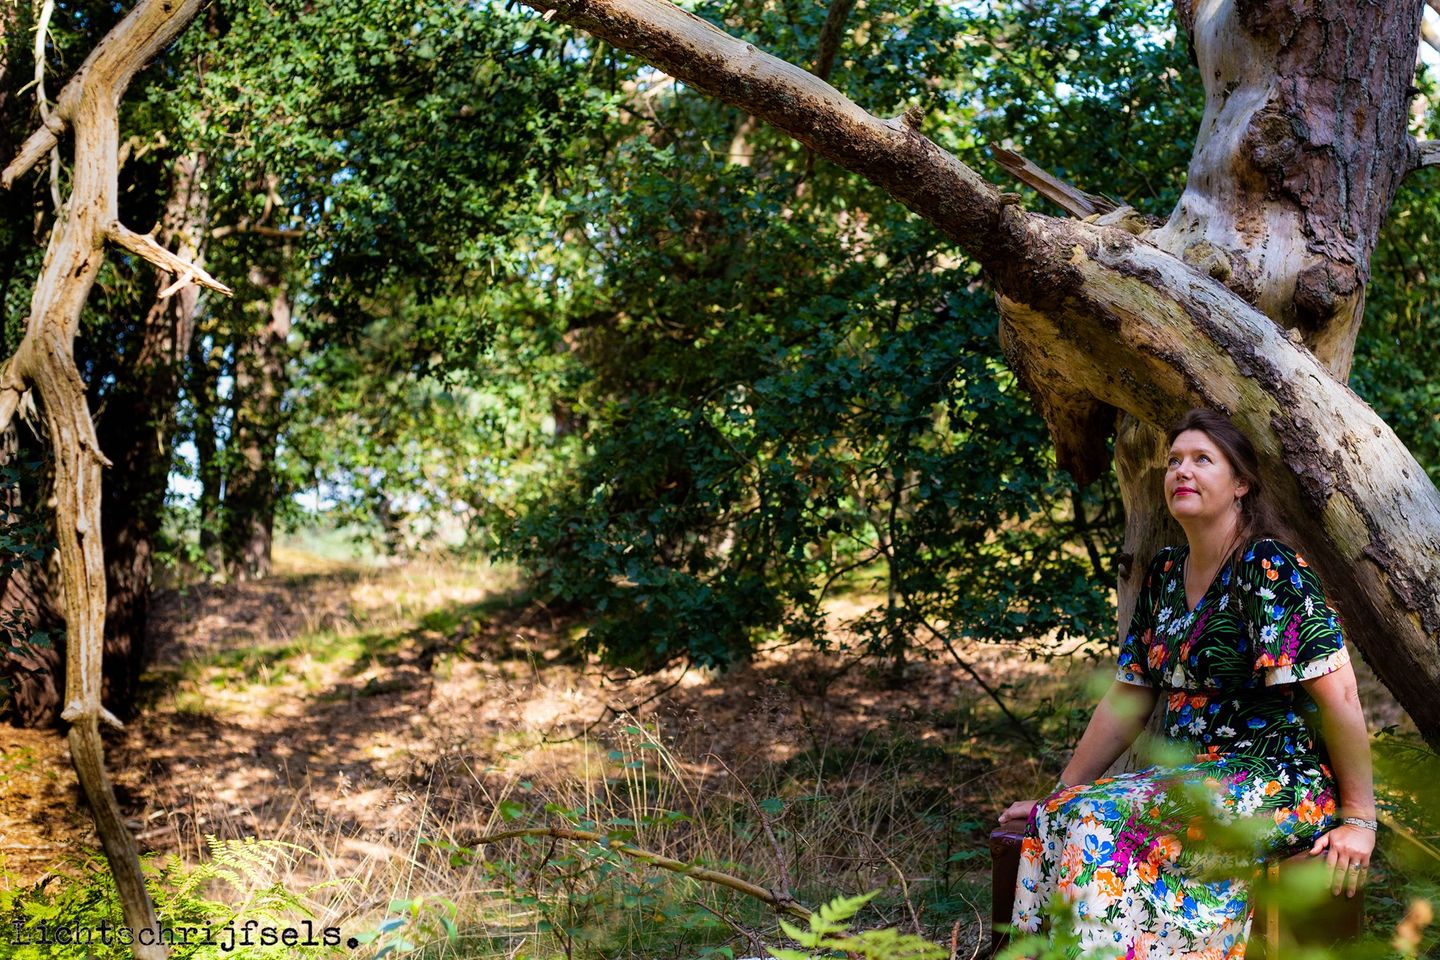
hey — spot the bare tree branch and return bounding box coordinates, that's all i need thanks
[990,143,1116,218]
[209,222,306,240]
[110,222,233,296]
[0,1,209,955]
[465,826,813,920]
[1,113,66,189]
[1414,139,1440,171]
[519,0,1022,270]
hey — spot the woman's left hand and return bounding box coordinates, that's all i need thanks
[1309,825,1376,897]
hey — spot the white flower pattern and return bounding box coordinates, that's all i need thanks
[1013,539,1347,958]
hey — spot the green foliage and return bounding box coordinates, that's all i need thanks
[1,838,332,959]
[475,0,1151,669]
[770,892,947,960]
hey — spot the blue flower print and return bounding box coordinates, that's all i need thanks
[1083,833,1115,864]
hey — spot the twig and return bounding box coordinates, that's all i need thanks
[917,614,1043,748]
[690,898,767,958]
[464,826,813,920]
[541,666,690,744]
[709,754,798,907]
[843,825,922,937]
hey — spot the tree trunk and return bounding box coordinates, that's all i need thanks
[0,423,66,727]
[0,1,220,953]
[223,263,291,581]
[187,332,227,577]
[517,0,1440,748]
[97,151,209,720]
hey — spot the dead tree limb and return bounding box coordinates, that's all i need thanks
[0,1,210,955]
[467,826,813,920]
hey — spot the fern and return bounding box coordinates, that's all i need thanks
[768,892,948,960]
[1,837,336,959]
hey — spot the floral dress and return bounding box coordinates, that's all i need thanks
[1010,538,1350,960]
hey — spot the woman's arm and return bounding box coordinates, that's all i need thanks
[998,679,1157,828]
[1059,679,1160,783]
[1301,660,1375,897]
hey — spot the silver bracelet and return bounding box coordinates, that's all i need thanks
[1341,816,1378,832]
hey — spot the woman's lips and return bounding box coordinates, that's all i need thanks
[1174,488,1196,496]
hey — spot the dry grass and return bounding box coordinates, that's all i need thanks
[0,546,1419,958]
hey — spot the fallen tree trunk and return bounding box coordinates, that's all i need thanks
[515,0,1440,748]
[0,1,220,953]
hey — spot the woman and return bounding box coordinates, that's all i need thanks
[998,409,1376,959]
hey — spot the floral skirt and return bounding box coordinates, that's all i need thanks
[1009,758,1336,960]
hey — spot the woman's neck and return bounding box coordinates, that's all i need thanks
[1181,516,1246,575]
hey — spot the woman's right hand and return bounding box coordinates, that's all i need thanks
[998,799,1038,830]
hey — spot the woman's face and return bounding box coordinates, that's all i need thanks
[1165,429,1249,525]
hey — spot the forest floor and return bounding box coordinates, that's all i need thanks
[0,547,1423,958]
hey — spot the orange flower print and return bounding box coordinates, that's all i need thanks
[1188,816,1205,841]
[1150,644,1168,669]
[1274,807,1293,825]
[1135,859,1158,883]
[1062,843,1084,878]
[1149,835,1182,863]
[1095,867,1124,898]
[1266,568,1278,580]
[1021,836,1042,865]
[1264,780,1282,796]
[1296,553,1309,567]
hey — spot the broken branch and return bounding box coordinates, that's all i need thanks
[989,143,1116,218]
[109,222,234,296]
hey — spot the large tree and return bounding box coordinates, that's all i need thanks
[499,0,1440,747]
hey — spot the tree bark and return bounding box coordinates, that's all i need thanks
[97,151,210,720]
[188,334,227,577]
[0,423,66,727]
[223,263,291,581]
[0,1,218,954]
[517,0,1440,749]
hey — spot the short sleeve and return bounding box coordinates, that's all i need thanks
[1115,548,1170,687]
[1243,538,1350,685]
